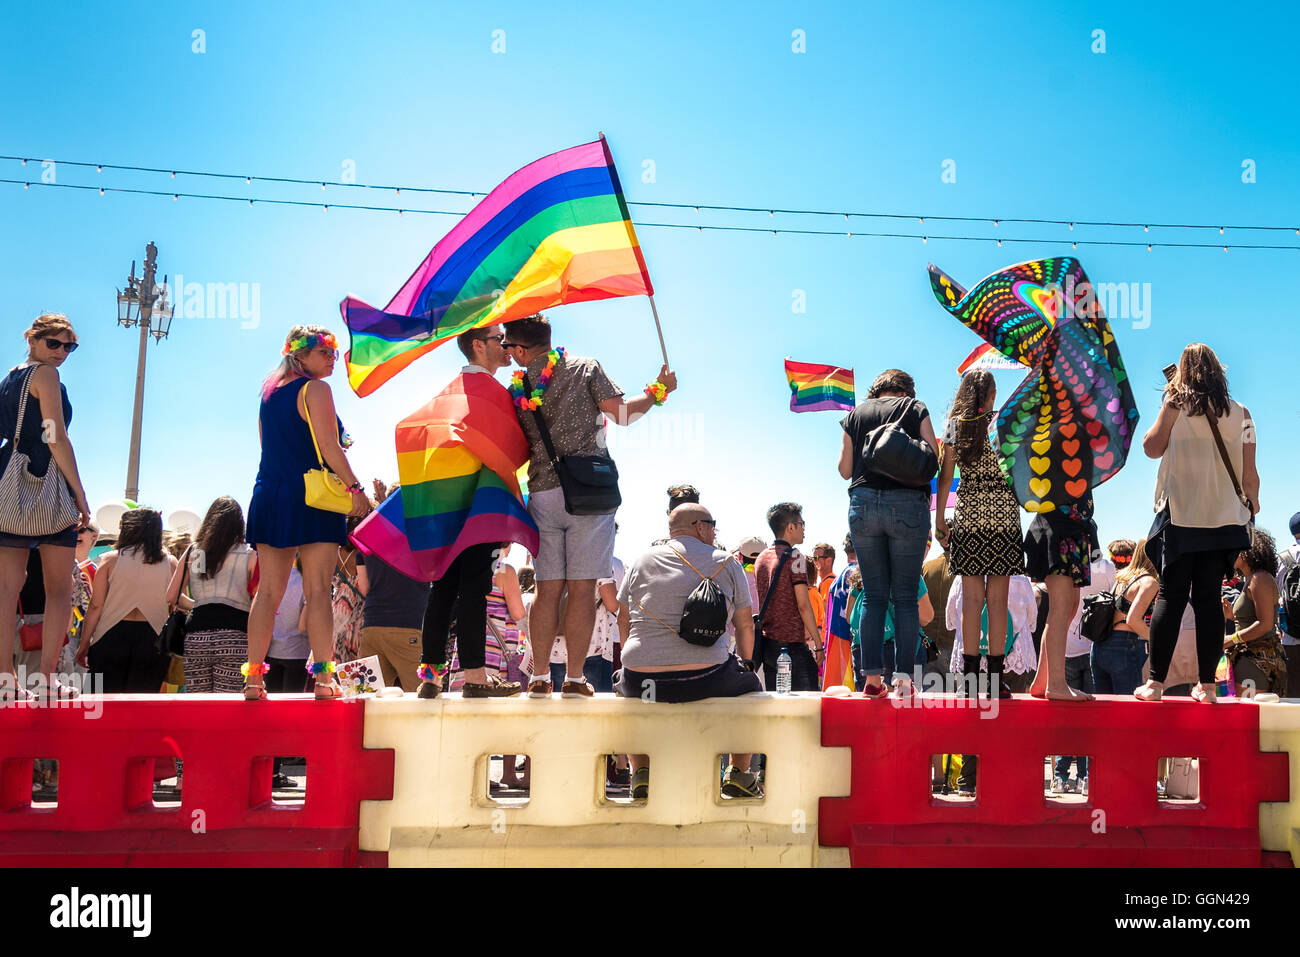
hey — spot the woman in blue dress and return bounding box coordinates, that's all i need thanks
[243,326,371,699]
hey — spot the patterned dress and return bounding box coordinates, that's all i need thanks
[948,437,1025,577]
[447,583,522,689]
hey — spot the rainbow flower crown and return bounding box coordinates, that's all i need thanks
[283,332,338,356]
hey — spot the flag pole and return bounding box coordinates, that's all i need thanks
[599,130,669,369]
[648,294,669,367]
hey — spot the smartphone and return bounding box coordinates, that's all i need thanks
[1162,363,1177,383]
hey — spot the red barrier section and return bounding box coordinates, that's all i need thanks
[0,695,393,867]
[819,695,1290,867]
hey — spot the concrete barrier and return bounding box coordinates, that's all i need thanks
[1258,699,1300,864]
[359,691,851,867]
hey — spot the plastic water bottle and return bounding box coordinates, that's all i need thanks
[776,650,792,695]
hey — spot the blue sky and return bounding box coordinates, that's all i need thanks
[1,0,1296,567]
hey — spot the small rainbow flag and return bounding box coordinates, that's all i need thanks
[785,359,855,413]
[341,137,653,397]
[351,372,538,580]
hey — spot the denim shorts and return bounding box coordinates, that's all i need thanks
[0,522,80,549]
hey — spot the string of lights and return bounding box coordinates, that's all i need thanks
[3,152,1297,236]
[3,176,1297,252]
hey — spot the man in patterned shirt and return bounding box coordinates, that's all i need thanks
[502,314,676,699]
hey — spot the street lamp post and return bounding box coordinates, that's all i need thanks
[116,242,175,502]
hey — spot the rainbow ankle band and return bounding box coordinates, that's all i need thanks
[306,661,337,676]
[240,662,270,677]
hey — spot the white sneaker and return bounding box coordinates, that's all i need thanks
[1050,776,1066,794]
[1080,777,1089,797]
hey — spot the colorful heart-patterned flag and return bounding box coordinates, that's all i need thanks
[927,257,1139,515]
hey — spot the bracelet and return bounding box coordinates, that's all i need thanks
[644,380,668,406]
[1231,631,1244,644]
[346,482,364,494]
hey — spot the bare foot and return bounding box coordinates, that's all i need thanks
[1191,683,1217,703]
[1134,680,1162,702]
[1044,686,1091,701]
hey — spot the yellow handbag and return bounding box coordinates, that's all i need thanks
[302,385,353,514]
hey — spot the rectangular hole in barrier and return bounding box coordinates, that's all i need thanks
[1045,755,1091,804]
[718,753,765,803]
[488,754,530,806]
[124,756,181,811]
[31,759,58,807]
[602,754,639,805]
[932,754,977,803]
[272,756,306,807]
[1158,756,1200,805]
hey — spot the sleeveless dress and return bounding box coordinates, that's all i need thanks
[947,436,1025,577]
[0,363,77,544]
[246,378,349,548]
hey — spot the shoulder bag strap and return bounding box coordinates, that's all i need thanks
[299,381,327,469]
[10,365,36,449]
[171,544,193,611]
[756,547,794,625]
[1204,406,1250,511]
[519,373,563,469]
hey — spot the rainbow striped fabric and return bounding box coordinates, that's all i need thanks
[340,138,653,396]
[785,359,855,412]
[956,341,1027,375]
[350,373,537,580]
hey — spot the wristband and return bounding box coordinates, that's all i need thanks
[1231,631,1244,644]
[644,380,668,406]
[346,482,364,494]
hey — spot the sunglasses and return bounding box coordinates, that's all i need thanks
[694,519,718,528]
[315,347,339,360]
[500,341,521,350]
[44,338,78,353]
[477,333,506,344]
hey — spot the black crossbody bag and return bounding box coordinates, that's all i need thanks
[161,544,193,656]
[521,372,621,516]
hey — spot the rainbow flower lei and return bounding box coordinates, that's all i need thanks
[306,660,337,676]
[240,662,270,677]
[283,332,338,356]
[509,347,565,410]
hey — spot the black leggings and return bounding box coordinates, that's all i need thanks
[421,542,497,669]
[1148,551,1231,685]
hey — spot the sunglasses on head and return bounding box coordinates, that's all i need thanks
[44,338,78,353]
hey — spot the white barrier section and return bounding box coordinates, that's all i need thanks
[360,691,851,867]
[1258,699,1300,864]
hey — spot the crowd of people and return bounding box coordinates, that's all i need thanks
[0,313,1296,801]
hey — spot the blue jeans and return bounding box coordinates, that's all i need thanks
[848,486,930,683]
[1055,654,1095,780]
[1091,632,1148,695]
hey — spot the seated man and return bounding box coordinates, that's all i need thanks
[616,503,761,797]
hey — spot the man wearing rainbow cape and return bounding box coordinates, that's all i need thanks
[352,325,538,698]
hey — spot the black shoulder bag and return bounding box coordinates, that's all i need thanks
[162,545,193,657]
[750,547,794,670]
[522,372,621,516]
[860,398,938,488]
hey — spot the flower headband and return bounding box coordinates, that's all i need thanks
[283,332,338,356]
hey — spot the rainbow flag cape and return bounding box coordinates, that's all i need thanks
[785,359,855,412]
[341,138,653,396]
[351,373,538,580]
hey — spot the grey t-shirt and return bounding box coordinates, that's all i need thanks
[515,352,623,493]
[617,536,752,669]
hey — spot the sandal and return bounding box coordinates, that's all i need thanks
[35,677,81,701]
[0,677,35,704]
[314,677,344,699]
[242,662,268,700]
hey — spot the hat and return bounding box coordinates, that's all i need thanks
[1291,511,1300,537]
[737,535,766,559]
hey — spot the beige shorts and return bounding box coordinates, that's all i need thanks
[358,626,422,691]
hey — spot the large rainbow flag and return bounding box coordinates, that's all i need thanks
[351,372,538,580]
[785,359,855,413]
[341,137,654,396]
